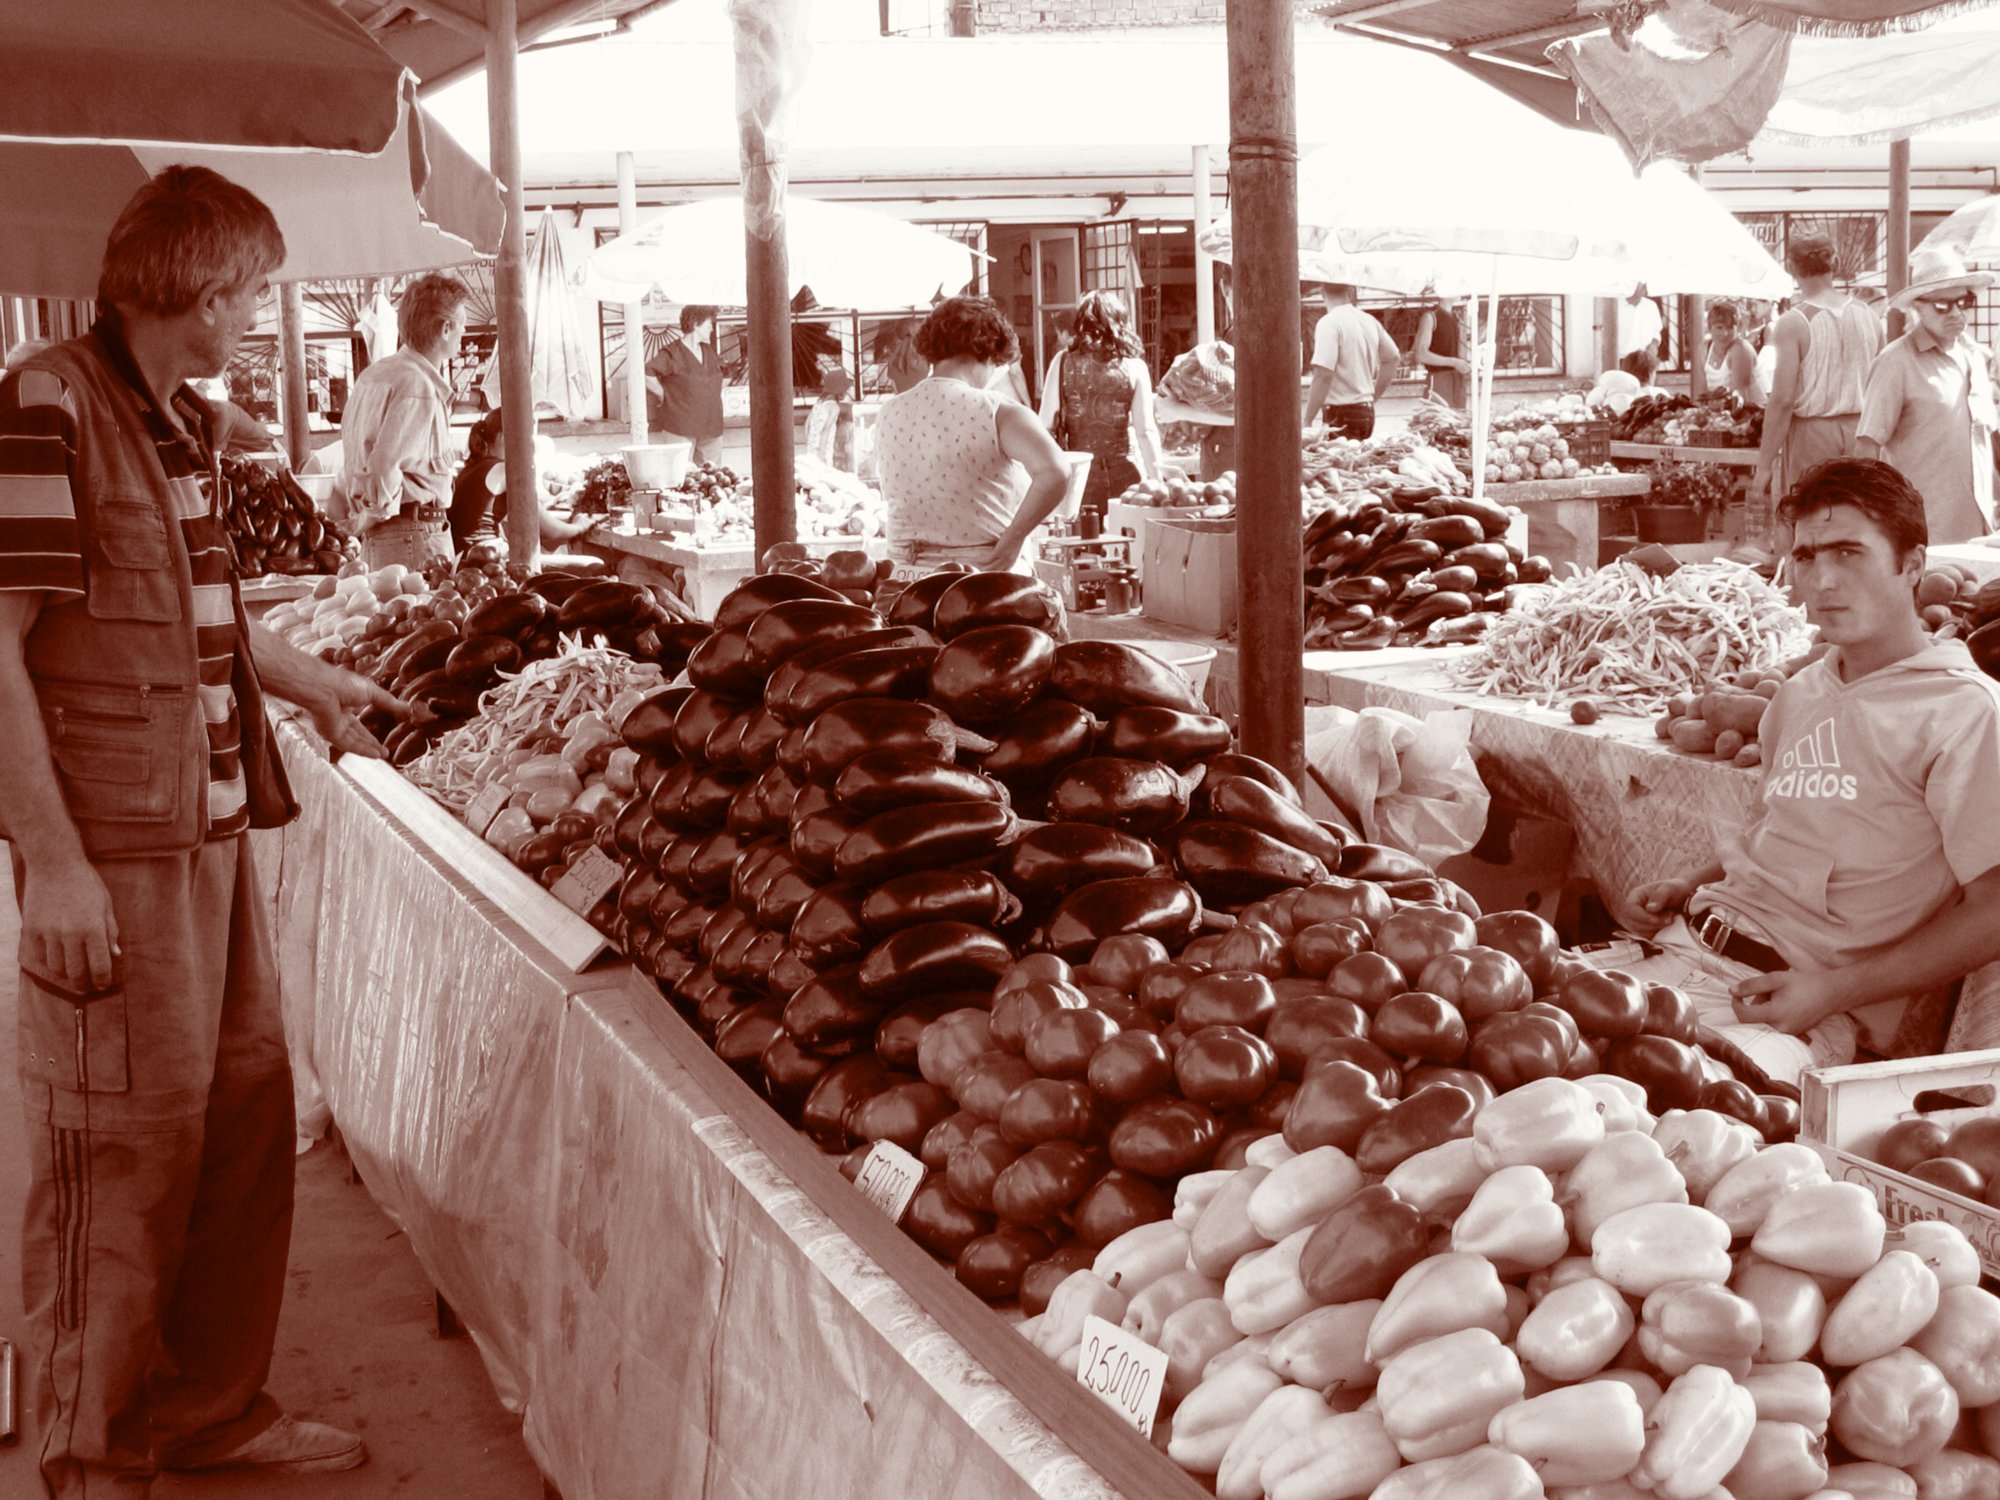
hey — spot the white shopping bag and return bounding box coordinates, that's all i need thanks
[1301,704,1490,868]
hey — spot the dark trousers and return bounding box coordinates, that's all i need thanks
[1323,402,1376,441]
[17,836,294,1496]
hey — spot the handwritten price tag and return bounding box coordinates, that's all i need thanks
[550,845,623,915]
[851,1141,924,1224]
[1074,1314,1167,1438]
[463,781,512,838]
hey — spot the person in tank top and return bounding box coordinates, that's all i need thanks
[1037,290,1175,519]
[1755,231,1884,505]
[1702,300,1767,407]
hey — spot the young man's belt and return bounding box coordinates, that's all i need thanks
[1690,909,1784,973]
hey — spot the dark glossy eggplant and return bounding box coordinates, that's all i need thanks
[1048,640,1203,715]
[680,767,747,832]
[800,1055,902,1151]
[672,689,739,763]
[782,966,891,1049]
[763,626,934,723]
[831,749,1006,816]
[713,571,847,631]
[613,796,653,859]
[858,920,1015,1002]
[978,699,1098,792]
[616,686,694,756]
[766,946,819,1001]
[463,593,546,638]
[715,1000,787,1070]
[1102,706,1231,766]
[997,823,1162,902]
[1202,752,1302,805]
[876,996,989,1073]
[1042,877,1202,960]
[926,624,1057,726]
[703,707,761,772]
[790,883,871,966]
[659,901,718,957]
[860,869,1019,937]
[618,866,665,924]
[684,625,765,700]
[687,829,752,899]
[754,862,820,932]
[782,646,940,727]
[728,842,787,914]
[1204,774,1345,864]
[758,1032,833,1114]
[786,799,860,877]
[443,633,522,683]
[698,906,751,966]
[832,800,1017,885]
[1172,821,1331,904]
[637,816,673,870]
[799,697,958,786]
[1047,756,1196,836]
[657,833,698,895]
[1339,842,1435,883]
[743,598,883,673]
[932,571,1062,639]
[885,569,968,629]
[731,706,787,773]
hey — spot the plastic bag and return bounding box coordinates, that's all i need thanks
[1160,341,1236,417]
[1300,704,1489,867]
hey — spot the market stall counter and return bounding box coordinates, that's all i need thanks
[582,522,891,617]
[253,718,1198,1500]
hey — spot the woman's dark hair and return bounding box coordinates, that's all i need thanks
[1706,300,1740,331]
[1786,232,1837,281]
[1067,290,1144,361]
[1619,347,1658,384]
[468,408,504,458]
[679,303,718,333]
[1780,456,1927,557]
[913,295,1019,365]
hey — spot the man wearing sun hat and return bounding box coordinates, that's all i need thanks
[1857,246,1998,545]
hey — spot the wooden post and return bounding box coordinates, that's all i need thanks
[1193,145,1216,346]
[1224,0,1304,788]
[278,283,311,471]
[617,150,649,445]
[745,225,797,556]
[1887,138,1912,341]
[487,0,540,569]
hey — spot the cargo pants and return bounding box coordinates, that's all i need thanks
[15,836,295,1497]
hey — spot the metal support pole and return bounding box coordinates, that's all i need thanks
[1193,145,1216,346]
[745,225,797,557]
[617,150,649,444]
[1888,138,1912,341]
[1225,0,1304,787]
[278,283,311,471]
[487,0,539,569]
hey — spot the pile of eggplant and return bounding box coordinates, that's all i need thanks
[219,453,356,577]
[590,567,1433,1301]
[1301,488,1552,652]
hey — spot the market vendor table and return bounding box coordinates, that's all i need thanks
[254,720,1197,1500]
[1610,441,1759,468]
[582,524,888,616]
[1307,655,1757,932]
[1487,473,1650,578]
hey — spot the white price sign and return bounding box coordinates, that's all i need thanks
[550,845,623,915]
[1074,1314,1167,1439]
[851,1141,924,1224]
[463,781,512,837]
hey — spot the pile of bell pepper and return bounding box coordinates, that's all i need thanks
[1024,1080,2000,1499]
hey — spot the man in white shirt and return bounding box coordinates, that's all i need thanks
[1302,284,1400,440]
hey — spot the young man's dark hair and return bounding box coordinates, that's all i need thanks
[1786,231,1838,282]
[1780,455,1928,560]
[679,303,718,333]
[913,294,1020,366]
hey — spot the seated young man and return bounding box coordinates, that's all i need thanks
[1624,456,2000,1084]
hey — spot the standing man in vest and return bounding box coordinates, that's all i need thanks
[0,167,406,1494]
[1754,231,1884,506]
[1302,284,1400,441]
[336,272,471,572]
[645,304,725,464]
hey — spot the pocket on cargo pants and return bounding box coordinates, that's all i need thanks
[18,973,131,1094]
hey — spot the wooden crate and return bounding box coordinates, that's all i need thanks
[1801,1049,2000,1277]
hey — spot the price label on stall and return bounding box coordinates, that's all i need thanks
[851,1141,924,1224]
[463,781,512,838]
[1074,1315,1167,1439]
[551,845,623,915]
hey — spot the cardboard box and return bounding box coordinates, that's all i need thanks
[1801,1049,2000,1278]
[1141,516,1237,636]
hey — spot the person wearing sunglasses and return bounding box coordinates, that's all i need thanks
[1857,246,1998,545]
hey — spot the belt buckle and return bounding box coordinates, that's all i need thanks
[1696,911,1732,955]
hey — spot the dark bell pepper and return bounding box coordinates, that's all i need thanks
[799,1055,900,1151]
[1554,967,1649,1040]
[955,1224,1055,1303]
[997,1077,1098,1146]
[1262,995,1370,1080]
[945,1121,1019,1211]
[1175,971,1279,1034]
[1329,951,1409,1011]
[1107,1096,1222,1178]
[1354,1081,1479,1175]
[1402,1066,1496,1111]
[989,980,1090,1054]
[903,1176,993,1261]
[1697,1076,1765,1129]
[1302,1036,1402,1096]
[1282,1059,1393,1154]
[1070,1169,1174,1248]
[1085,1030,1175,1105]
[1172,1025,1277,1110]
[1022,1006,1120,1080]
[1416,945,1533,1024]
[920,1109,981,1170]
[991,1140,1099,1226]
[1370,991,1470,1066]
[1604,1033,1708,1114]
[1299,1184,1430,1303]
[847,1080,957,1152]
[1468,1001,1580,1089]
[953,1052,1038,1121]
[878,995,985,1073]
[1643,981,1701,1045]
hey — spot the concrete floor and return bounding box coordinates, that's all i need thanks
[0,860,548,1498]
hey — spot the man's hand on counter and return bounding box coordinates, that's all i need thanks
[246,620,412,758]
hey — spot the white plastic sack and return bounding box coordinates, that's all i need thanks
[1301,704,1490,868]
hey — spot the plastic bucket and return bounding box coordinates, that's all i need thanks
[1106,637,1217,697]
[622,441,692,491]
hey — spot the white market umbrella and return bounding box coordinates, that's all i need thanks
[485,209,596,418]
[1918,193,2000,263]
[580,195,982,309]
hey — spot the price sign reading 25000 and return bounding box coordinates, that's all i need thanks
[1074,1315,1166,1438]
